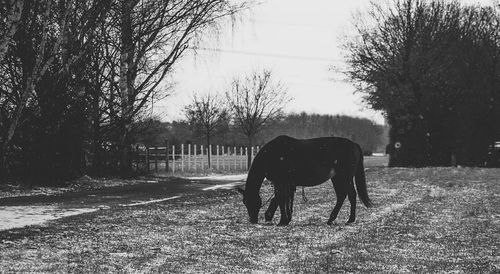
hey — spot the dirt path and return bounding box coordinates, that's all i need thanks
[0,174,246,231]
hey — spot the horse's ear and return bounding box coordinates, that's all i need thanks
[236,187,245,195]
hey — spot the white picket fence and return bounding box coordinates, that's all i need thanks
[141,144,259,173]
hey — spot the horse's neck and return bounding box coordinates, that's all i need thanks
[245,163,265,196]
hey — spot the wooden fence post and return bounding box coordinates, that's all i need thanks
[245,147,248,170]
[165,140,169,172]
[172,145,176,173]
[181,144,184,173]
[229,146,232,171]
[233,146,236,170]
[146,146,150,173]
[152,146,156,173]
[251,147,254,165]
[188,144,191,171]
[222,146,225,170]
[240,147,243,170]
[216,145,219,171]
[194,144,197,171]
[201,145,204,170]
[209,145,212,170]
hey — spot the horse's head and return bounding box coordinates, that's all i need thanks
[237,187,261,224]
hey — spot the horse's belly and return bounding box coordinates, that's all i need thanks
[265,161,336,186]
[294,167,336,186]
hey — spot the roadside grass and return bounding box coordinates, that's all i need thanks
[0,171,244,199]
[0,167,499,273]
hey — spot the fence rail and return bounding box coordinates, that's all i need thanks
[135,144,259,173]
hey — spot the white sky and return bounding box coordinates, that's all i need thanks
[154,0,494,125]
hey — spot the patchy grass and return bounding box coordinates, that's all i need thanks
[0,167,499,273]
[0,176,163,199]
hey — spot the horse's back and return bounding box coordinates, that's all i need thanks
[267,135,356,150]
[263,135,359,161]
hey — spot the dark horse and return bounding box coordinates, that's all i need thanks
[237,135,373,226]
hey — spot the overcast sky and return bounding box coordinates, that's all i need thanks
[154,0,494,125]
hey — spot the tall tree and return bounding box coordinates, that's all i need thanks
[226,69,291,168]
[0,0,67,177]
[184,92,229,168]
[345,0,500,166]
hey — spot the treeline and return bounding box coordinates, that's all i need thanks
[346,0,500,167]
[0,0,248,183]
[260,113,387,155]
[134,113,388,156]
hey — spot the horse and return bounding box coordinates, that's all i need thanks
[237,135,373,226]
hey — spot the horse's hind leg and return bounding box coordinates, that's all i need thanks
[327,177,347,225]
[265,197,278,222]
[346,180,357,223]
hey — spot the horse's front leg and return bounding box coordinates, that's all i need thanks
[264,197,278,222]
[277,185,295,226]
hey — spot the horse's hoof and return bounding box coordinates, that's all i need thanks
[277,222,289,226]
[346,220,355,225]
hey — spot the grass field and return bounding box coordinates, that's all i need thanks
[0,167,499,273]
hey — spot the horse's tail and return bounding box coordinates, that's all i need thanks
[354,143,373,208]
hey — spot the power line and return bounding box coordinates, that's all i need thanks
[249,18,336,29]
[190,47,344,63]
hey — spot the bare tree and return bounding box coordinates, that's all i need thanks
[112,0,249,175]
[185,93,229,168]
[226,69,292,168]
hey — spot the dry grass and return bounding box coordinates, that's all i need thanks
[0,167,499,273]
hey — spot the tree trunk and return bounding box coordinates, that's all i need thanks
[119,121,133,177]
[2,74,36,160]
[117,0,137,177]
[206,134,211,169]
[90,88,103,175]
